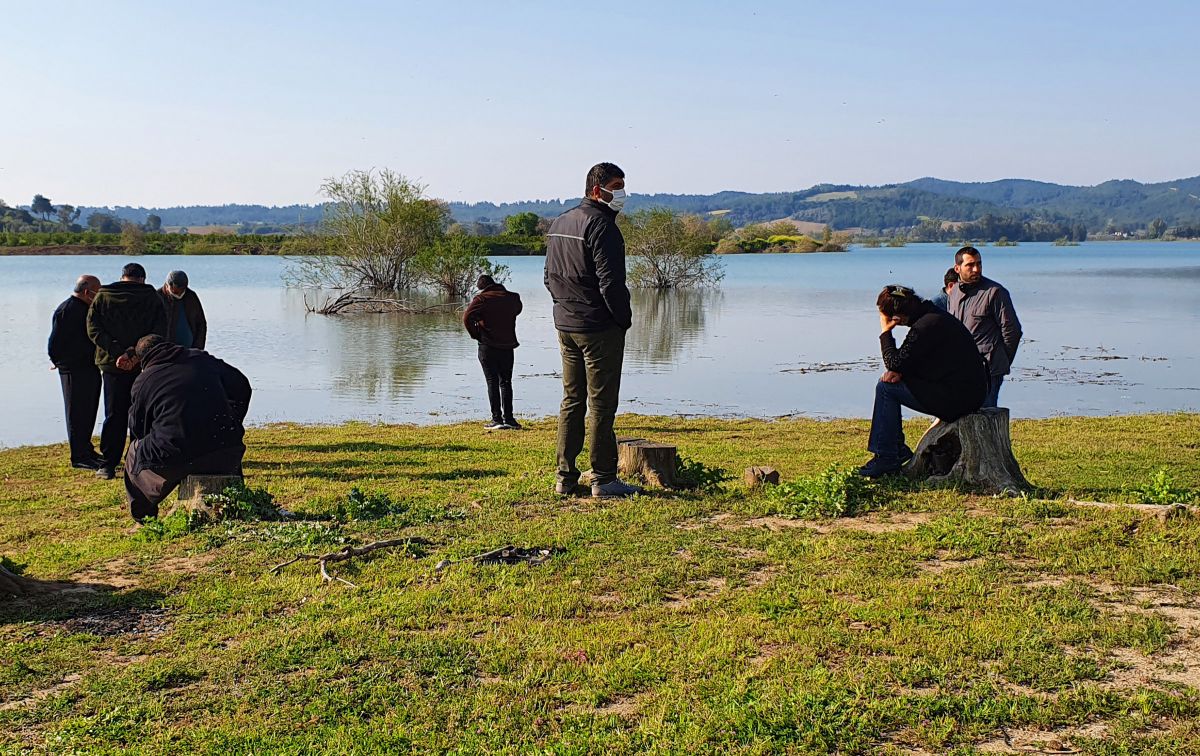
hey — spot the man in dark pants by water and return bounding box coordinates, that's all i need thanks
[463,274,523,429]
[949,246,1023,408]
[544,162,641,498]
[48,274,103,469]
[859,285,988,478]
[125,335,251,521]
[87,263,168,479]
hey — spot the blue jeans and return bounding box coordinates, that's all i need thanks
[982,375,1004,409]
[867,380,930,462]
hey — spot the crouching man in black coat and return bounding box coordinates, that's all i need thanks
[124,335,252,521]
[858,285,988,479]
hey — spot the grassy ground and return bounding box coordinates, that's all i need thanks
[1,414,1199,754]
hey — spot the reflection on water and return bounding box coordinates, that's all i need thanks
[627,288,722,365]
[2,243,1200,447]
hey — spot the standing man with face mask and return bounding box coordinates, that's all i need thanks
[48,274,103,469]
[948,246,1023,408]
[544,162,640,498]
[158,270,207,349]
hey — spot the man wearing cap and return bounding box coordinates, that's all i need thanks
[87,262,169,479]
[158,270,207,349]
[48,274,103,469]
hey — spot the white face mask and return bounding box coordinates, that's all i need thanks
[599,186,628,212]
[170,289,186,300]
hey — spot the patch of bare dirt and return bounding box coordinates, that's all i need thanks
[917,553,985,574]
[674,512,737,531]
[975,721,1109,753]
[62,607,171,638]
[0,673,83,712]
[663,577,727,609]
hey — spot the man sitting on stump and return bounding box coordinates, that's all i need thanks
[124,335,252,521]
[858,285,988,479]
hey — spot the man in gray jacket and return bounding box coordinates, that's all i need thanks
[544,162,640,498]
[949,246,1023,407]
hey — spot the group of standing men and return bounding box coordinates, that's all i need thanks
[49,264,251,520]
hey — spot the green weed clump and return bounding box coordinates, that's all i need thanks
[676,456,731,493]
[205,483,280,520]
[1128,468,1195,505]
[336,487,405,521]
[766,464,881,518]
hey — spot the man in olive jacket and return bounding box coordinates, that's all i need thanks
[87,262,169,479]
[949,246,1023,408]
[158,270,207,349]
[544,162,639,499]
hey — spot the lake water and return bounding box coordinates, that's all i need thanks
[2,243,1198,448]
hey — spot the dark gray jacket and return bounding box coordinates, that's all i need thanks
[543,199,632,332]
[949,276,1022,377]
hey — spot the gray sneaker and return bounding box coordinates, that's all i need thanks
[591,478,643,499]
[555,480,579,495]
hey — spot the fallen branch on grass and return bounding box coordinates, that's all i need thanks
[433,545,555,572]
[269,538,429,588]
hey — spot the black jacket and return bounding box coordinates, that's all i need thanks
[87,281,169,373]
[543,199,632,332]
[48,296,97,372]
[128,343,252,471]
[463,284,523,348]
[880,301,989,422]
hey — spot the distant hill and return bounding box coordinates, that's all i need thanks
[52,174,1200,235]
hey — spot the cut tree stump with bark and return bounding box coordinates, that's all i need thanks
[744,466,781,488]
[906,407,1030,495]
[618,438,678,489]
[169,474,244,518]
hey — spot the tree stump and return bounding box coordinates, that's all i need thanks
[905,408,1029,495]
[744,466,781,488]
[170,474,244,519]
[618,439,678,489]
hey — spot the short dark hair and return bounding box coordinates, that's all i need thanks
[135,334,166,358]
[476,274,495,290]
[954,246,981,265]
[876,285,924,320]
[944,267,959,286]
[585,162,625,197]
[122,262,147,280]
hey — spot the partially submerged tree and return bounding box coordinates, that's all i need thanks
[620,208,725,289]
[290,169,506,312]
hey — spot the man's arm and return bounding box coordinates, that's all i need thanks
[993,288,1023,363]
[86,293,126,358]
[588,220,632,330]
[462,296,484,340]
[152,294,169,339]
[880,327,931,374]
[216,360,253,424]
[47,304,67,365]
[192,293,207,350]
[127,376,148,440]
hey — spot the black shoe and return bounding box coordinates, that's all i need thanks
[502,419,522,430]
[484,421,506,430]
[95,466,116,480]
[899,446,914,465]
[857,457,903,479]
[72,458,104,471]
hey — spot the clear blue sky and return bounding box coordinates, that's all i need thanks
[2,0,1197,207]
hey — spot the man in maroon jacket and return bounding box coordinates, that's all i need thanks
[463,275,523,429]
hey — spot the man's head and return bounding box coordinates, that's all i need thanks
[134,334,167,359]
[876,284,923,325]
[943,267,959,294]
[121,262,147,283]
[476,274,496,291]
[954,246,982,285]
[585,162,626,212]
[73,275,101,305]
[165,270,189,299]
